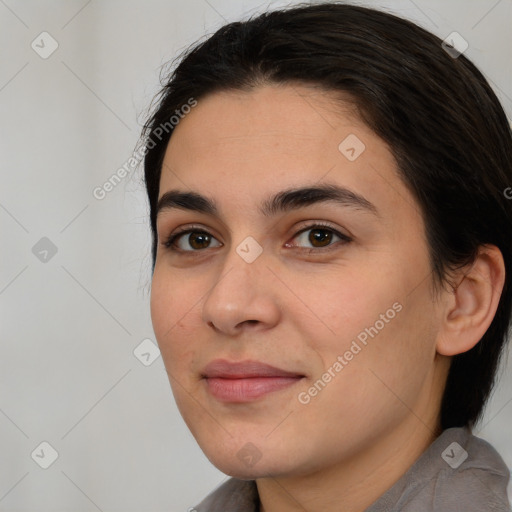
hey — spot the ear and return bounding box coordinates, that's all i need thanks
[436,245,506,356]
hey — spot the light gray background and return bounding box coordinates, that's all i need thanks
[1,0,511,510]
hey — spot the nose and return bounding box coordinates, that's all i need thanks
[201,244,281,336]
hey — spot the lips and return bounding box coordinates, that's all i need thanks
[201,359,305,402]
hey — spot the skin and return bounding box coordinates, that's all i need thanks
[149,84,505,512]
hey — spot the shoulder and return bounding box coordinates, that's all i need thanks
[368,427,511,512]
[428,429,511,512]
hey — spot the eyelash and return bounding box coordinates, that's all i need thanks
[161,222,352,254]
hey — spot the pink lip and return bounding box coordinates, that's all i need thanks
[201,359,305,402]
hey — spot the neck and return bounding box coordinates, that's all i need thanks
[256,414,442,512]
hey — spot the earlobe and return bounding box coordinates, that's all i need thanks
[436,245,505,357]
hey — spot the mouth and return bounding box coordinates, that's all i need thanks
[201,359,306,403]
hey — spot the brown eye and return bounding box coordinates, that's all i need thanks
[163,229,222,252]
[288,224,352,252]
[187,232,212,250]
[308,228,333,247]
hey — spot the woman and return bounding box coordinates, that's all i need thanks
[141,2,512,510]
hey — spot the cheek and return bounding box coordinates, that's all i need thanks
[150,268,201,370]
[303,265,400,346]
[301,257,435,390]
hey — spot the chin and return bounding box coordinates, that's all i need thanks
[210,459,285,480]
[201,441,303,480]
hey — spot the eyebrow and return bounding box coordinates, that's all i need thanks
[156,183,379,220]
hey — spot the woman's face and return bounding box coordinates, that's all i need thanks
[150,84,448,479]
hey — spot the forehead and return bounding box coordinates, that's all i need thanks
[158,84,416,223]
[165,84,361,158]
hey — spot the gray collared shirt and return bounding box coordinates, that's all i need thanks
[193,427,511,511]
